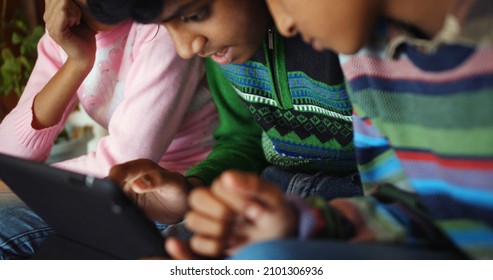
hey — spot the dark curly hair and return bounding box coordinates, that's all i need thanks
[87,0,165,24]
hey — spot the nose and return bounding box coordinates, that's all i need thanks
[266,0,298,38]
[167,27,206,59]
[276,15,298,38]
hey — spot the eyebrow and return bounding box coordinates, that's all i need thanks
[160,0,200,23]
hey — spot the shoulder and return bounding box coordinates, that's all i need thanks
[125,22,175,54]
[338,21,390,69]
[129,22,170,42]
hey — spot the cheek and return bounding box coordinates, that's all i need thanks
[265,0,284,21]
[296,11,370,53]
[213,19,261,48]
[238,28,265,55]
[165,24,188,47]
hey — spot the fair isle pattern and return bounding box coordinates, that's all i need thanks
[221,62,352,114]
[289,71,351,110]
[231,86,278,107]
[219,58,356,175]
[221,61,276,103]
[338,17,493,258]
[293,104,353,121]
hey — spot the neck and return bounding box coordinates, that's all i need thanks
[383,0,454,37]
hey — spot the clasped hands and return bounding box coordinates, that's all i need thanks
[108,159,298,259]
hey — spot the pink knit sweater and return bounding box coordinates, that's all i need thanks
[0,21,217,178]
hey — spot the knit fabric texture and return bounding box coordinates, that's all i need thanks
[335,0,493,259]
[218,29,357,176]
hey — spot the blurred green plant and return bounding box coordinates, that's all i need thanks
[1,5,44,96]
[0,2,69,143]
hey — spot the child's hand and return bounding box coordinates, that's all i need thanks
[184,185,236,258]
[186,171,298,257]
[108,159,193,224]
[165,237,204,260]
[44,0,96,66]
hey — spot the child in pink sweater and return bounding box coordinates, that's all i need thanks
[0,0,217,178]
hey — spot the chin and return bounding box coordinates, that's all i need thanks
[232,57,248,64]
[335,38,369,55]
[235,47,259,64]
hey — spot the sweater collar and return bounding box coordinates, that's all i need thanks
[385,0,493,58]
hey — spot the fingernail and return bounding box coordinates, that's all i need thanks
[142,175,151,184]
[136,175,152,189]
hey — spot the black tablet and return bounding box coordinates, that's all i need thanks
[0,153,167,259]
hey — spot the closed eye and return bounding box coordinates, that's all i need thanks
[180,8,208,23]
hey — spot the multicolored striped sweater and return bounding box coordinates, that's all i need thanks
[216,29,357,176]
[310,0,493,259]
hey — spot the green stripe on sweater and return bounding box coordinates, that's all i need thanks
[351,88,493,128]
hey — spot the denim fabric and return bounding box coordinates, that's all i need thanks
[162,221,193,241]
[153,221,170,232]
[229,239,464,260]
[0,190,53,260]
[260,166,363,200]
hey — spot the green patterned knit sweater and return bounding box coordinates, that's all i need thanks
[218,29,356,175]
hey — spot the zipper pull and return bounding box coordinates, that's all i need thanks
[268,28,274,50]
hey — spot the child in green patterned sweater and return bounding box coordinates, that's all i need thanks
[88,0,362,225]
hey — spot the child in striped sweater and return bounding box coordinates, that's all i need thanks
[167,0,493,259]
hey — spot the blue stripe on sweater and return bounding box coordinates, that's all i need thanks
[412,179,493,209]
[355,146,389,165]
[354,133,391,164]
[359,154,403,182]
[354,133,389,148]
[403,43,475,72]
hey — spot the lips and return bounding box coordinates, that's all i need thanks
[302,35,324,52]
[209,47,234,65]
[310,39,325,52]
[213,48,228,57]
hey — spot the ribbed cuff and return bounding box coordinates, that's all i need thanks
[13,106,63,150]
